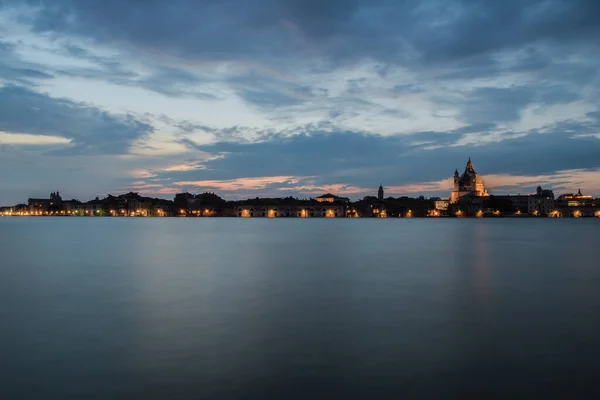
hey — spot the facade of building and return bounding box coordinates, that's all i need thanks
[557,189,594,207]
[235,204,343,218]
[28,191,63,213]
[554,189,598,217]
[494,195,530,214]
[450,158,489,203]
[528,186,555,216]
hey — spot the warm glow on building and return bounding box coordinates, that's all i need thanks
[241,209,251,218]
[434,200,449,211]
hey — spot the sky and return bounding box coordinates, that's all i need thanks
[0,0,599,205]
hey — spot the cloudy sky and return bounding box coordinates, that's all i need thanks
[1,0,599,204]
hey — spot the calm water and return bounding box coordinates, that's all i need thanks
[1,218,600,399]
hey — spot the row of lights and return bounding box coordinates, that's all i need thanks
[1,208,169,217]
[5,208,600,218]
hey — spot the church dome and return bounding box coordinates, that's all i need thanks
[450,157,488,203]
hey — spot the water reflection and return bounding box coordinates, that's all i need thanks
[473,222,493,304]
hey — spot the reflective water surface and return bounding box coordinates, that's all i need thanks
[1,218,599,399]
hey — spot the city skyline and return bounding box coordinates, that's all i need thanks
[3,157,598,206]
[1,1,600,205]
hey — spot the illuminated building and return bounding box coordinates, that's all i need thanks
[434,200,449,211]
[450,158,489,203]
[557,189,593,207]
[528,186,555,216]
[314,193,349,203]
[28,191,62,213]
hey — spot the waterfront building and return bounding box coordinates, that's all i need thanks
[528,186,555,216]
[235,204,344,218]
[234,196,345,218]
[554,189,598,217]
[557,189,594,207]
[83,198,104,215]
[186,192,226,216]
[450,158,489,203]
[494,195,530,214]
[28,191,63,213]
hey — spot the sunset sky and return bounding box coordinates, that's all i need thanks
[1,0,599,204]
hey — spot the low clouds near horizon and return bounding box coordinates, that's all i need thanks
[1,0,599,204]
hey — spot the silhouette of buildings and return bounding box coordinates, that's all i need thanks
[3,159,599,218]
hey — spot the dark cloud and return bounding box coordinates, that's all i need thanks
[0,85,152,155]
[443,84,583,125]
[5,0,599,67]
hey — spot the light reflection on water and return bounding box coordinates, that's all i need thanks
[1,218,600,399]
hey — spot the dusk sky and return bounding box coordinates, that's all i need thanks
[1,0,599,204]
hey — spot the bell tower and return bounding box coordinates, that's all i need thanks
[378,184,384,201]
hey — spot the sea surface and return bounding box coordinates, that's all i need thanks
[1,217,600,399]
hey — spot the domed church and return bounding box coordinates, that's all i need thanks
[450,158,489,203]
